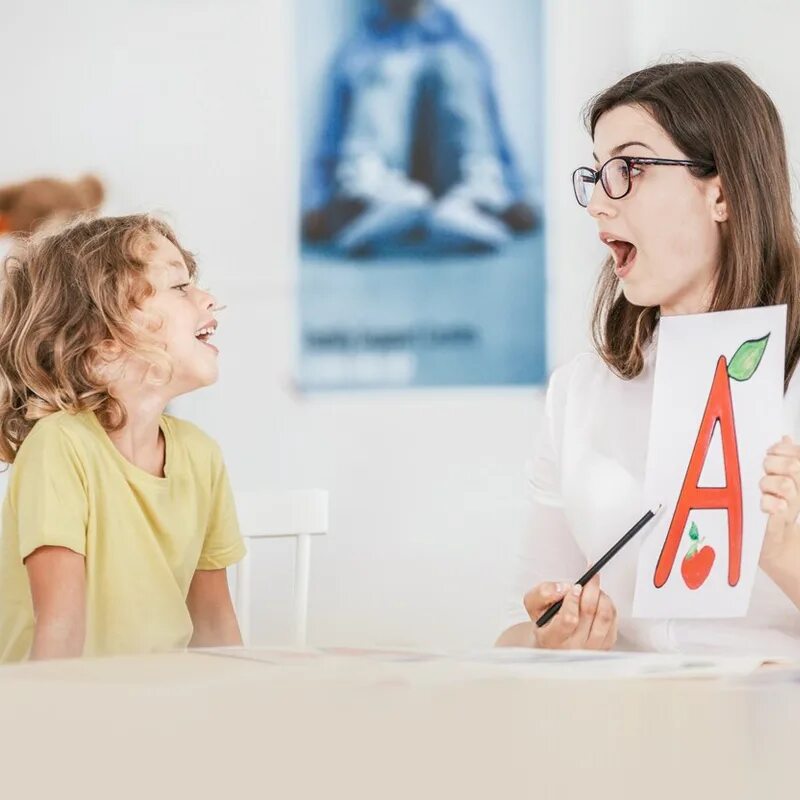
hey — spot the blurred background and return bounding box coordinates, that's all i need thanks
[1,0,798,649]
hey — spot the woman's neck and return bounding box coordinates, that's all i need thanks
[660,278,716,317]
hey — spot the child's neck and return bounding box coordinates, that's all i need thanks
[106,393,169,478]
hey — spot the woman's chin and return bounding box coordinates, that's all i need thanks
[620,282,656,308]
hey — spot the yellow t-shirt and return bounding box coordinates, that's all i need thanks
[0,410,246,663]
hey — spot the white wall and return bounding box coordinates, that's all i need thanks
[629,0,800,190]
[3,0,795,649]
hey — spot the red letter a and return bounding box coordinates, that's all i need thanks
[653,356,743,588]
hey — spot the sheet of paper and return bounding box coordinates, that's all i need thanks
[633,305,786,618]
[457,648,766,679]
[200,646,768,681]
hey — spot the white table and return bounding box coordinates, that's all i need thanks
[0,648,796,799]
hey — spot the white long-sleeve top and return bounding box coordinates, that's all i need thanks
[506,343,800,657]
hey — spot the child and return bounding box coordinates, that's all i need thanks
[0,214,246,661]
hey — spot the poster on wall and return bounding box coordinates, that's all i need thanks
[295,0,546,389]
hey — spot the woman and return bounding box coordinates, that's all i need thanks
[498,61,800,655]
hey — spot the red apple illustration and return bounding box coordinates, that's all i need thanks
[681,521,716,590]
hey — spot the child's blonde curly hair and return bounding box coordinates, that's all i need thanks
[0,213,197,463]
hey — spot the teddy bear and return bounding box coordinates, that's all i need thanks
[0,174,104,237]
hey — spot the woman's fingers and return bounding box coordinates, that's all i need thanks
[523,581,568,620]
[599,602,619,650]
[763,454,800,479]
[761,493,789,515]
[767,437,800,457]
[585,591,617,649]
[527,579,619,651]
[760,473,798,502]
[760,438,800,525]
[537,584,582,647]
[762,455,800,511]
[759,474,800,524]
[573,575,601,643]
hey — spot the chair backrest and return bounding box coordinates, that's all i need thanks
[233,490,328,647]
[234,489,329,540]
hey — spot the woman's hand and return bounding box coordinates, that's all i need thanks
[759,436,800,607]
[760,436,800,561]
[523,575,618,650]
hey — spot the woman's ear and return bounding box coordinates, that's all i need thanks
[706,175,728,222]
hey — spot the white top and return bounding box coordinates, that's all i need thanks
[507,341,800,657]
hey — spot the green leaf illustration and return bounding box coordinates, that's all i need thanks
[728,333,770,381]
[683,521,700,560]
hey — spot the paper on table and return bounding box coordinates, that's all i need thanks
[633,305,786,618]
[457,648,766,679]
[201,646,769,681]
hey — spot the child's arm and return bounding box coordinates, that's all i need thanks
[25,545,86,660]
[186,568,243,648]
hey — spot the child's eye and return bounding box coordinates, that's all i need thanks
[172,283,191,293]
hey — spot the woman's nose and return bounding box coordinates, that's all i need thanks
[586,181,617,220]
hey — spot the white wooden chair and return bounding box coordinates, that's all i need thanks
[233,490,328,647]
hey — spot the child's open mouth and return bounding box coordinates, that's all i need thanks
[194,321,218,353]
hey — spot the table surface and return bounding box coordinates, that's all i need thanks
[1,647,797,800]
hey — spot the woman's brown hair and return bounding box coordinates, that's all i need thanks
[586,60,800,388]
[0,214,197,463]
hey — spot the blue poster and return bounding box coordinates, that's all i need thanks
[296,0,546,388]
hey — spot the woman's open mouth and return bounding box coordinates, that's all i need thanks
[600,233,638,279]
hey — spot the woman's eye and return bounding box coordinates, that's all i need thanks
[629,164,643,177]
[617,164,630,179]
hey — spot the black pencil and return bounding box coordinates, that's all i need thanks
[534,504,662,629]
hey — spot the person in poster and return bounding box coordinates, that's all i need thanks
[302,0,538,256]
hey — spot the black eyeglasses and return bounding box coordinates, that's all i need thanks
[572,156,716,207]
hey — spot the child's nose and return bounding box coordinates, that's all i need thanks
[196,286,217,310]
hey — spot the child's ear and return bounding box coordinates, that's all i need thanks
[91,340,125,382]
[96,339,123,358]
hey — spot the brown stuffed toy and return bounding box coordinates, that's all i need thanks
[0,174,104,236]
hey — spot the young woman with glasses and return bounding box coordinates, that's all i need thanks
[497,61,800,654]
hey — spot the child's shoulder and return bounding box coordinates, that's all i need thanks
[21,409,92,449]
[13,410,100,472]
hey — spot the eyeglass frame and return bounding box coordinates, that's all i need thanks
[572,156,717,207]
